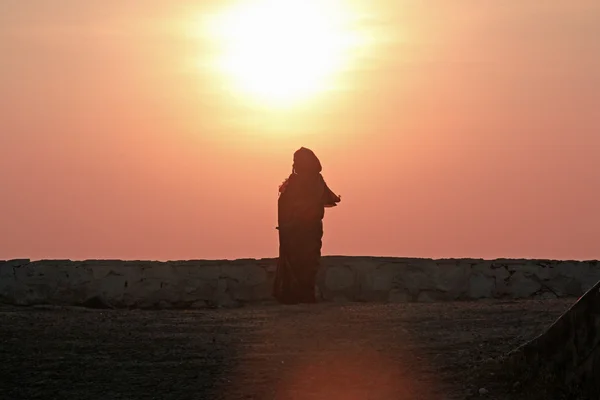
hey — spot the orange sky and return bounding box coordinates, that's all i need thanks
[1,0,599,261]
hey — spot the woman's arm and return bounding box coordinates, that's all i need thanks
[322,183,341,208]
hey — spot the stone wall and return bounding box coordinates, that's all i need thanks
[1,257,599,308]
[505,279,600,397]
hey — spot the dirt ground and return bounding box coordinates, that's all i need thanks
[0,299,576,400]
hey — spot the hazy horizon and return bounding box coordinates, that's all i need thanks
[2,0,599,261]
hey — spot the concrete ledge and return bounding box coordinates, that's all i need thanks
[1,257,599,308]
[504,279,600,397]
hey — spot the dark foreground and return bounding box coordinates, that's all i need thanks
[0,300,575,400]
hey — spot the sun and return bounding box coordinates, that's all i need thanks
[203,0,365,107]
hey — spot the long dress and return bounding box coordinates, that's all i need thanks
[273,172,340,304]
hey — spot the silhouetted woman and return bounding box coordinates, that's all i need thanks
[273,147,341,304]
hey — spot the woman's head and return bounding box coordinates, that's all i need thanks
[293,147,322,175]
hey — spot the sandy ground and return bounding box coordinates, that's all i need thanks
[0,299,575,400]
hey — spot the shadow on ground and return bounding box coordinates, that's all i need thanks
[0,300,574,399]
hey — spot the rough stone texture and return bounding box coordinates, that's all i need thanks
[0,257,598,308]
[505,279,600,398]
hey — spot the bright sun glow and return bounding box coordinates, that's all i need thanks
[203,0,366,107]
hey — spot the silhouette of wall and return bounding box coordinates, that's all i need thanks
[505,279,600,397]
[1,257,599,308]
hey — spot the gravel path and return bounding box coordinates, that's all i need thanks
[0,299,574,400]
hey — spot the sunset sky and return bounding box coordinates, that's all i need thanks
[1,0,599,261]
